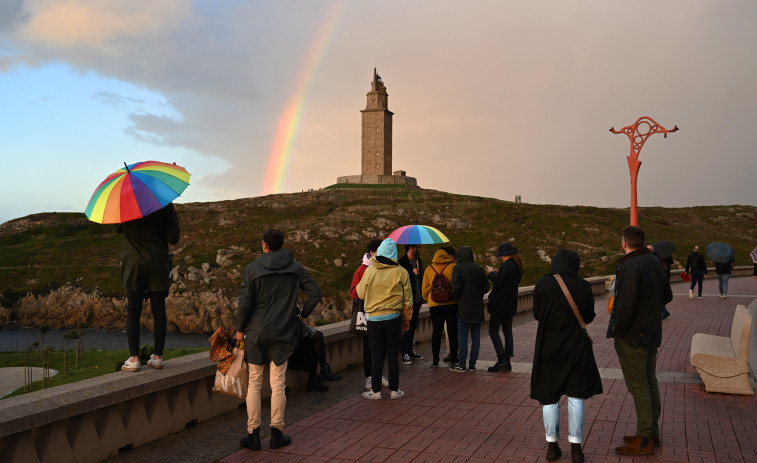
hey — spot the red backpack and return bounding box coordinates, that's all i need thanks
[430,263,453,303]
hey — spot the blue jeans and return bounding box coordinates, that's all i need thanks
[457,319,480,368]
[717,273,730,296]
[689,270,704,297]
[543,397,584,444]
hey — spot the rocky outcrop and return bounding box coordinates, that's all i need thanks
[7,285,349,334]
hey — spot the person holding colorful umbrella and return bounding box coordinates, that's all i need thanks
[85,161,189,372]
[387,225,450,364]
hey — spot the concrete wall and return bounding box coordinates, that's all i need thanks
[336,174,417,186]
[0,276,609,463]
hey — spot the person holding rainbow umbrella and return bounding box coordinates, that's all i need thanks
[85,161,189,372]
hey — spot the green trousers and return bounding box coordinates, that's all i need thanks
[614,338,661,438]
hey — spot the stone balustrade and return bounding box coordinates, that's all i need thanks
[0,274,620,463]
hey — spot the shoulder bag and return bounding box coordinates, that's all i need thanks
[553,274,592,344]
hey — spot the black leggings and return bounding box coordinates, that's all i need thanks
[488,310,514,360]
[126,290,167,357]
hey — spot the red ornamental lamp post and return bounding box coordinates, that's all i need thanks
[610,116,679,226]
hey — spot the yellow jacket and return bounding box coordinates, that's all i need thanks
[422,249,457,307]
[356,256,413,323]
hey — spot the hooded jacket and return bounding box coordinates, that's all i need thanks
[452,247,488,324]
[530,249,602,405]
[116,203,180,292]
[421,249,457,307]
[235,248,322,366]
[613,247,673,350]
[356,256,412,323]
[487,257,523,316]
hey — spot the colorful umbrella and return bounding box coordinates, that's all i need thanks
[705,242,734,263]
[750,246,757,264]
[386,225,449,245]
[85,161,190,224]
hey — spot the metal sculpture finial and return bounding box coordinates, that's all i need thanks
[610,116,678,226]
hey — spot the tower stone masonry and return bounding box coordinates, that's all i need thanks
[361,69,393,175]
[337,68,417,187]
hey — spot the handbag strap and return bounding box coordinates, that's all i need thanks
[553,274,586,330]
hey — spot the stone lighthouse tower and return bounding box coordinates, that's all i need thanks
[336,69,416,186]
[361,68,393,175]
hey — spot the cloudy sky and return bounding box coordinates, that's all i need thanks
[1,0,755,224]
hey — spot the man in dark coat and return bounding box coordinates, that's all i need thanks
[531,249,602,463]
[612,226,672,456]
[398,244,424,364]
[450,246,488,371]
[117,203,179,372]
[234,229,322,451]
[485,243,523,372]
[684,245,708,298]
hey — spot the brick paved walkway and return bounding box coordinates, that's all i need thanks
[221,277,757,463]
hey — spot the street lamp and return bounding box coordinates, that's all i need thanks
[610,116,679,226]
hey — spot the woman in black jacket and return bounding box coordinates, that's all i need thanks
[485,243,523,372]
[531,249,602,463]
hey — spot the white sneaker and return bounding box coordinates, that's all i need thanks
[362,390,382,400]
[365,376,390,389]
[390,389,405,399]
[147,355,163,369]
[121,358,140,372]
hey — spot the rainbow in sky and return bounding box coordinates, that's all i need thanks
[262,1,350,195]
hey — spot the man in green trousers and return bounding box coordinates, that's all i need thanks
[611,226,672,455]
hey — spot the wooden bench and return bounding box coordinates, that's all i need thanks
[690,304,753,395]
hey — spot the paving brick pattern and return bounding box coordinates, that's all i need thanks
[222,277,757,462]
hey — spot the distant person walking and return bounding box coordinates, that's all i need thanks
[235,229,322,451]
[685,245,708,299]
[117,203,180,372]
[350,238,388,390]
[714,258,735,299]
[485,243,523,372]
[531,249,602,463]
[421,247,458,367]
[450,246,488,372]
[399,244,424,364]
[356,238,412,400]
[610,226,672,456]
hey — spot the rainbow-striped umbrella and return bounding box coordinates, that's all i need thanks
[386,225,449,245]
[85,161,190,224]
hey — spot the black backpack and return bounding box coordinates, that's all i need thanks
[430,263,453,303]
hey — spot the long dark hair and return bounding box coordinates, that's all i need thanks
[510,252,524,273]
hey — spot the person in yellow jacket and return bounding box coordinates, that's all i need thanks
[356,238,412,400]
[421,247,459,367]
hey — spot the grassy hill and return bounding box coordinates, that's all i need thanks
[1,186,755,328]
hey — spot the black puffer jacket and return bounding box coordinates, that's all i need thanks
[613,247,673,350]
[530,249,602,405]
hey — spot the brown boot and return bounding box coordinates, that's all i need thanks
[571,443,584,463]
[615,435,654,455]
[546,442,562,461]
[623,434,661,447]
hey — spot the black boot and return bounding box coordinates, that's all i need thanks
[546,442,562,461]
[306,372,329,392]
[240,427,261,450]
[571,443,584,463]
[270,427,292,449]
[320,363,341,382]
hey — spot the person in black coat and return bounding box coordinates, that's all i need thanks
[450,246,489,371]
[485,243,523,372]
[398,245,424,363]
[531,249,602,462]
[116,203,179,372]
